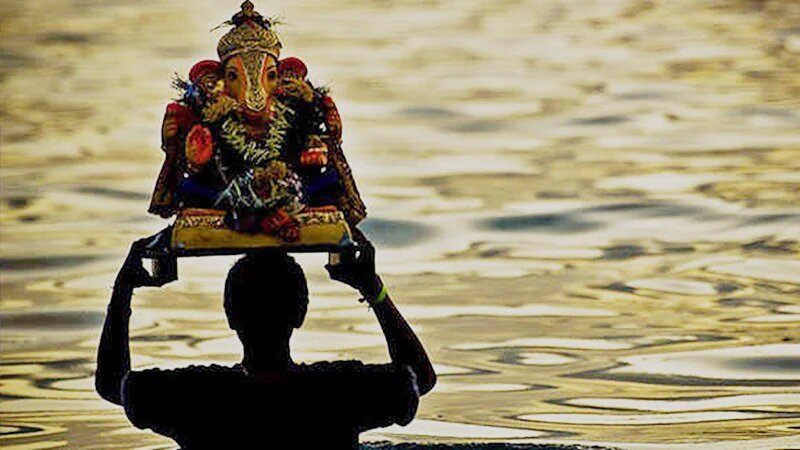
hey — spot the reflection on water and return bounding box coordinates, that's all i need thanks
[518,353,577,366]
[564,394,800,412]
[1,0,800,448]
[366,419,547,440]
[519,411,777,426]
[605,344,800,382]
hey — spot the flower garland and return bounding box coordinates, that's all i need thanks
[210,99,304,217]
[215,163,304,215]
[218,100,293,166]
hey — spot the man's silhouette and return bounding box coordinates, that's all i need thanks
[96,240,436,449]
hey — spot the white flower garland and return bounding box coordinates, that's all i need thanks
[218,100,293,166]
[212,99,304,215]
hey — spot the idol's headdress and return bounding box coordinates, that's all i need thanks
[217,1,282,62]
[216,1,282,112]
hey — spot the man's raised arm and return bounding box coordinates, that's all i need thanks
[326,241,437,395]
[95,241,160,405]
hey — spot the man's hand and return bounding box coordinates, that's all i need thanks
[325,241,381,298]
[114,239,162,289]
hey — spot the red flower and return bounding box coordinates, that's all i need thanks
[185,125,213,171]
[300,147,328,167]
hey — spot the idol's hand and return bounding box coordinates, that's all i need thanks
[325,241,381,297]
[114,239,161,289]
[162,115,179,142]
[185,125,214,172]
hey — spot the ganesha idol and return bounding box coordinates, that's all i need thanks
[143,1,365,278]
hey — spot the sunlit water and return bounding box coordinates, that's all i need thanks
[2,0,800,449]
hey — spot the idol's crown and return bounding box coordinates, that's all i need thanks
[217,1,281,62]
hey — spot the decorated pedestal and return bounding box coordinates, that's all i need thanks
[142,1,366,281]
[170,206,353,254]
[141,206,357,285]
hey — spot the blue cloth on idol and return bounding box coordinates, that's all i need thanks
[303,169,340,207]
[177,178,219,208]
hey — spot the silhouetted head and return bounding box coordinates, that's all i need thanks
[223,251,308,369]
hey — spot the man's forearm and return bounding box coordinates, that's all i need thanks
[95,282,133,405]
[370,281,437,395]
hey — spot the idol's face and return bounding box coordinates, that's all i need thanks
[223,52,278,115]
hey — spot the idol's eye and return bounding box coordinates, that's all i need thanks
[268,70,277,81]
[227,71,238,81]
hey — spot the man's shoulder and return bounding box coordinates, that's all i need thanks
[137,363,243,374]
[121,360,419,438]
[294,360,418,381]
[123,364,244,402]
[292,361,418,397]
[292,361,420,430]
[293,359,381,373]
[127,363,243,381]
[121,363,249,434]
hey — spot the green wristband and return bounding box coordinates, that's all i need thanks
[372,284,388,305]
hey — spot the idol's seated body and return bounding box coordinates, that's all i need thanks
[147,8,365,254]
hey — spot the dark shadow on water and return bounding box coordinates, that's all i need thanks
[0,51,37,74]
[567,115,628,126]
[601,245,647,260]
[398,106,463,119]
[5,196,34,209]
[477,200,792,237]
[75,186,150,201]
[724,356,800,372]
[738,213,800,225]
[717,297,787,308]
[582,202,704,217]
[360,218,437,248]
[37,31,94,45]
[612,90,673,100]
[741,239,796,253]
[572,366,800,387]
[0,255,101,271]
[0,424,46,438]
[479,213,599,233]
[0,310,104,331]
[445,120,508,133]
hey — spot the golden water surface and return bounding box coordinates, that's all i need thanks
[1,0,800,449]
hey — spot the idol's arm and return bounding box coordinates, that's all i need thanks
[95,241,158,405]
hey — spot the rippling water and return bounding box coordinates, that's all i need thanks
[2,0,800,448]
